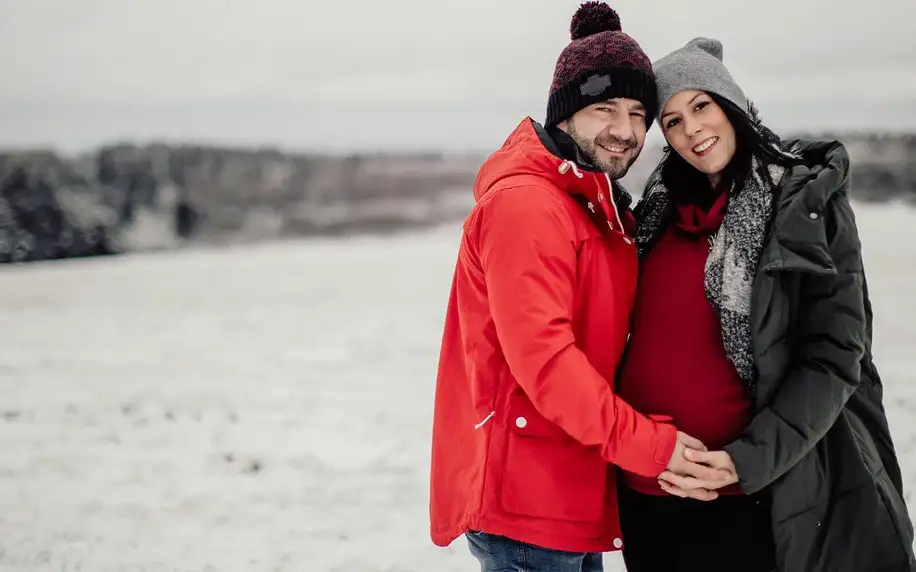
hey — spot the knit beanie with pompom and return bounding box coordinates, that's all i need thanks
[546,1,657,129]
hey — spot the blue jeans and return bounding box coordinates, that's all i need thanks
[466,531,604,572]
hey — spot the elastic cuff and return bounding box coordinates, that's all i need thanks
[652,421,679,475]
[723,439,764,494]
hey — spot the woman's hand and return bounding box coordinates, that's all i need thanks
[657,449,739,500]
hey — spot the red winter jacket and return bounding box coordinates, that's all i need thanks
[429,118,678,554]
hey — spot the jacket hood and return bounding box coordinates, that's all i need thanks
[474,118,607,203]
[472,118,633,235]
[765,139,851,275]
[778,139,850,212]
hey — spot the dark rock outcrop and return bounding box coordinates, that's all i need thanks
[0,153,122,263]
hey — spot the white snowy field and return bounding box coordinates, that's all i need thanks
[0,201,915,572]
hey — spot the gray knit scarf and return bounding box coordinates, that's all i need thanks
[633,123,801,397]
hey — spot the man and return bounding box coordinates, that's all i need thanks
[428,2,730,570]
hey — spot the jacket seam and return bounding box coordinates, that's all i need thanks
[470,182,577,238]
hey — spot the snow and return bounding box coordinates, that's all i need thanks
[0,202,914,571]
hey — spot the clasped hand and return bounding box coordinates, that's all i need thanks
[659,432,738,501]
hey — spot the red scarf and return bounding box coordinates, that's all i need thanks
[675,191,728,235]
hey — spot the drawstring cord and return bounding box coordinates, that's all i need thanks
[557,160,584,179]
[558,160,628,237]
[604,173,625,233]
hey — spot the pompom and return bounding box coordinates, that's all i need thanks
[569,1,621,40]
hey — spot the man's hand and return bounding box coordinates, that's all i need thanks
[659,448,738,500]
[661,434,736,501]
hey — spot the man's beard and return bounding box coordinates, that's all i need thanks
[567,120,639,179]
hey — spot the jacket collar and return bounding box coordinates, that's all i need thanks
[761,140,850,275]
[473,118,632,235]
[533,121,634,213]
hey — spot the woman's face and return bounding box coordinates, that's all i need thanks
[660,90,736,185]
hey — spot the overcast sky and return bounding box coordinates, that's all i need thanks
[3,0,915,154]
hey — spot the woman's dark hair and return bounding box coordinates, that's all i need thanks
[658,92,803,207]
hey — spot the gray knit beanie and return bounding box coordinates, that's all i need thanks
[652,37,748,124]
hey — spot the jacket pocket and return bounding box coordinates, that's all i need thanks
[499,393,607,522]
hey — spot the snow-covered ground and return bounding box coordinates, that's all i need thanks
[0,201,914,571]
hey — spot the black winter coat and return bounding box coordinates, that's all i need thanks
[717,140,916,571]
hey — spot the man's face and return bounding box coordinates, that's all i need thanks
[561,98,648,179]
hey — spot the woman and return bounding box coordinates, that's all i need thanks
[615,37,916,572]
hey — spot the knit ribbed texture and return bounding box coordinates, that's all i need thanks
[652,37,748,124]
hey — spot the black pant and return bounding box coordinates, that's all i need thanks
[618,486,776,572]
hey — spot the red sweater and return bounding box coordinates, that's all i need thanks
[618,192,750,495]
